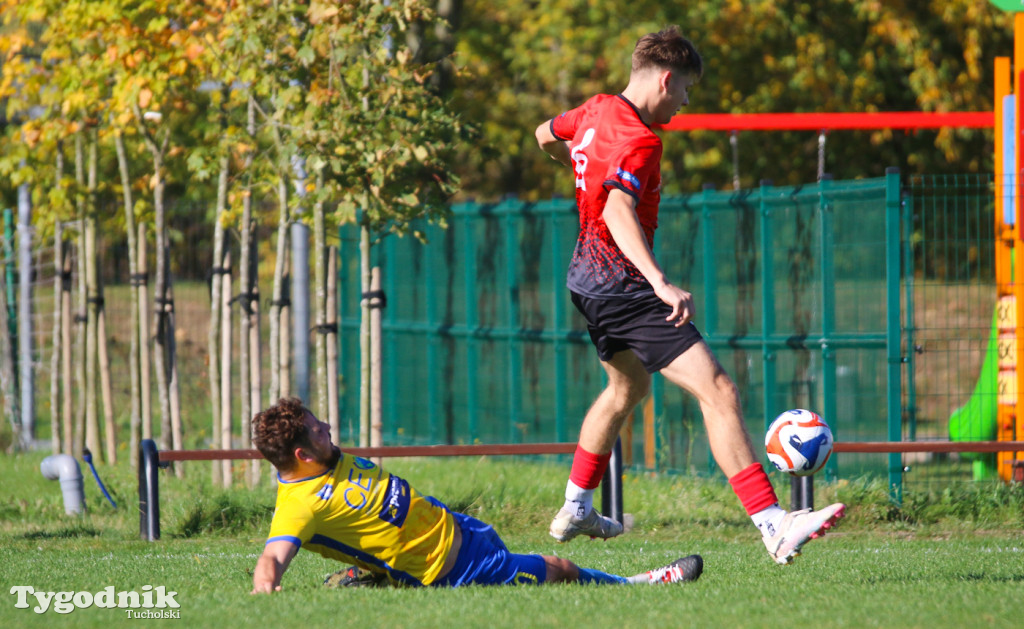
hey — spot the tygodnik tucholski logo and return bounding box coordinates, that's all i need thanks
[9,585,181,618]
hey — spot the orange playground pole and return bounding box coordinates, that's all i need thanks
[995,55,1013,482]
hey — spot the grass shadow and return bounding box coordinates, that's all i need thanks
[19,524,102,540]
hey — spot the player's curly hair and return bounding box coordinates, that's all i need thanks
[252,397,313,472]
[632,26,703,79]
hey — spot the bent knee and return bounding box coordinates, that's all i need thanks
[700,372,740,413]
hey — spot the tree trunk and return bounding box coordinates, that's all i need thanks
[84,218,100,459]
[60,244,73,455]
[50,149,65,455]
[97,293,116,464]
[240,95,259,486]
[73,223,86,458]
[370,266,382,464]
[247,234,262,486]
[313,170,327,423]
[151,151,172,452]
[137,223,152,442]
[269,175,289,403]
[326,246,339,440]
[220,249,233,487]
[208,153,228,485]
[50,224,63,455]
[87,130,115,464]
[114,128,142,468]
[77,132,101,459]
[359,224,370,447]
[163,244,184,476]
[132,108,175,455]
[280,261,291,399]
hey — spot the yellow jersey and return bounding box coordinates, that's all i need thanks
[265,453,455,586]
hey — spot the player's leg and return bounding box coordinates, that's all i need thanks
[544,554,704,585]
[578,351,651,455]
[549,350,648,542]
[658,340,756,477]
[658,340,845,564]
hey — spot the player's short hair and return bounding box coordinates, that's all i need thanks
[252,397,314,472]
[631,26,703,79]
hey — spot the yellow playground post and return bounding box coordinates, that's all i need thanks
[990,11,1024,482]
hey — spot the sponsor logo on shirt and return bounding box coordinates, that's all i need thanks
[378,475,411,527]
[615,167,641,190]
[571,128,596,191]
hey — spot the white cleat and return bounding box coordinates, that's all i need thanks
[549,507,624,542]
[763,503,846,565]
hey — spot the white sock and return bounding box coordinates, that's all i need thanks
[751,504,787,538]
[562,479,593,518]
[625,573,649,585]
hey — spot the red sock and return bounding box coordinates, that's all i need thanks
[728,463,779,515]
[569,446,612,490]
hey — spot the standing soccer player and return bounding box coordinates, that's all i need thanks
[534,26,844,564]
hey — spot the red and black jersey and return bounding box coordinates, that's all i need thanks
[551,93,662,298]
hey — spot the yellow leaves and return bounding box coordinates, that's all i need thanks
[3,31,30,57]
[22,126,41,148]
[232,142,254,162]
[308,2,340,24]
[112,109,134,127]
[138,87,154,109]
[308,83,337,106]
[61,91,89,116]
[185,43,205,62]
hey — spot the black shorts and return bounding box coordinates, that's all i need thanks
[571,290,704,374]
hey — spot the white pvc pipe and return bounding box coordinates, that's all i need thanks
[40,454,85,515]
[17,176,34,447]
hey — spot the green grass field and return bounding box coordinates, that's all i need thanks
[2,451,1023,628]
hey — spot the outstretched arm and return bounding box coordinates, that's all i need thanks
[535,121,572,167]
[602,188,694,327]
[251,540,299,594]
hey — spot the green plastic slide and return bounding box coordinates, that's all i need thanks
[947,308,998,479]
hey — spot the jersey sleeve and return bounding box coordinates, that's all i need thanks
[550,105,586,142]
[266,499,317,549]
[603,139,661,201]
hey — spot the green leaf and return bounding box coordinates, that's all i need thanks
[297,45,315,66]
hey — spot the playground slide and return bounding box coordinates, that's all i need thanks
[947,308,998,478]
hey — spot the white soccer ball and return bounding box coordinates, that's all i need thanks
[765,409,834,476]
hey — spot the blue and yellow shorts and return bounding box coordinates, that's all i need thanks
[431,512,547,587]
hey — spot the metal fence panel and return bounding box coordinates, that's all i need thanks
[337,173,914,482]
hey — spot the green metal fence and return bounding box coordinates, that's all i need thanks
[338,170,925,486]
[903,174,997,488]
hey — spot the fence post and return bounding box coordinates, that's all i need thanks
[759,179,777,432]
[601,438,624,524]
[790,475,814,511]
[139,439,161,541]
[463,211,479,442]
[885,167,904,504]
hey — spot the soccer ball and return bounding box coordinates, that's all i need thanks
[765,409,833,476]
